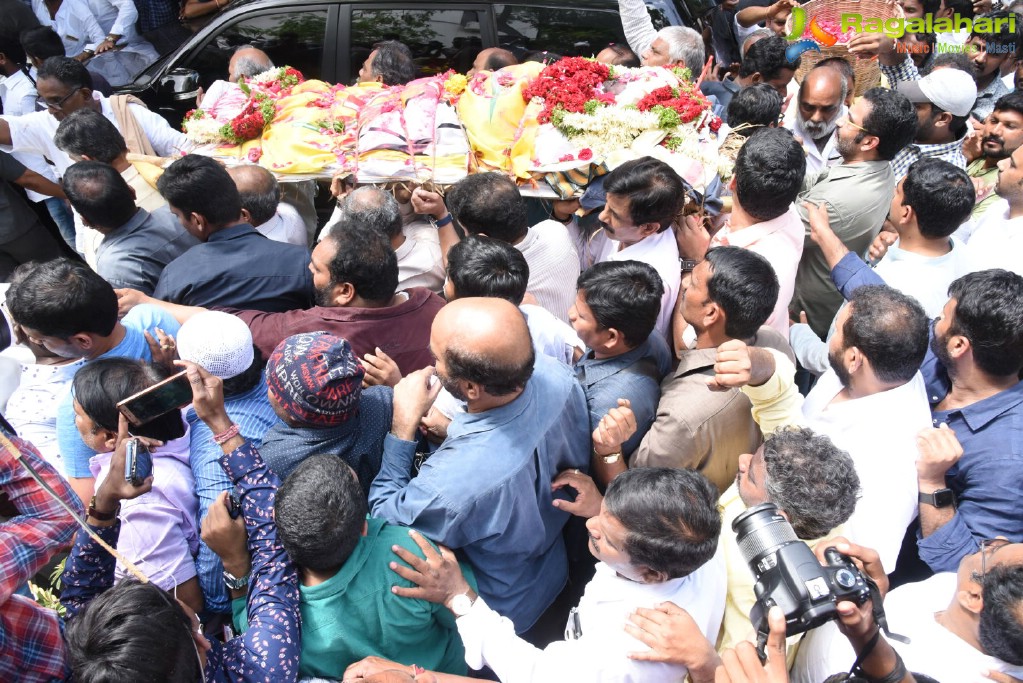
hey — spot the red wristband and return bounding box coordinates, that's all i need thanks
[212,423,240,445]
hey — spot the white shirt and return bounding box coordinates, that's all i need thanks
[457,551,727,683]
[711,205,804,336]
[395,220,445,294]
[873,237,972,318]
[792,572,1023,683]
[801,370,931,571]
[33,0,105,56]
[3,359,85,476]
[597,229,681,338]
[521,303,583,366]
[515,219,581,324]
[0,68,59,203]
[963,198,1023,276]
[2,91,191,175]
[255,203,308,247]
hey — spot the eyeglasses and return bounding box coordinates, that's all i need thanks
[44,88,81,111]
[978,537,1011,582]
[840,115,870,135]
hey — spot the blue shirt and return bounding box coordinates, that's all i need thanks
[369,354,591,632]
[153,223,313,312]
[574,333,672,457]
[831,252,1023,572]
[96,207,199,295]
[57,304,181,478]
[187,379,277,613]
[259,385,393,491]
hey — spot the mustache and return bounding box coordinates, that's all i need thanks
[984,135,1004,146]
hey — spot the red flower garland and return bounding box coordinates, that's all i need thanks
[522,57,611,124]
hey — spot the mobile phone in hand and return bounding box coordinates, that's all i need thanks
[116,370,192,426]
[125,438,153,487]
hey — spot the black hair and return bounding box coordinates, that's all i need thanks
[761,427,861,540]
[901,158,975,238]
[445,333,535,396]
[603,156,688,231]
[64,579,202,683]
[921,0,942,15]
[62,161,138,230]
[979,563,1023,665]
[233,167,279,227]
[727,83,782,132]
[815,56,855,88]
[54,108,128,163]
[323,222,398,303]
[860,87,919,161]
[156,154,242,227]
[602,43,641,67]
[947,269,1023,376]
[446,172,529,243]
[942,0,975,19]
[37,55,93,90]
[843,285,928,383]
[994,90,1023,118]
[603,467,721,580]
[733,127,805,221]
[222,345,265,397]
[576,260,663,348]
[371,40,417,85]
[523,50,563,64]
[447,234,529,304]
[275,455,367,572]
[20,26,65,60]
[339,186,403,240]
[929,51,973,73]
[973,10,1018,54]
[6,258,118,338]
[738,35,800,80]
[0,30,26,65]
[72,358,186,441]
[704,246,779,340]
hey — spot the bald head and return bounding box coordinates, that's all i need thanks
[798,66,847,140]
[228,165,280,227]
[433,298,534,399]
[469,47,518,77]
[229,47,274,82]
[341,186,403,239]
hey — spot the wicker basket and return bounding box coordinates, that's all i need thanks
[785,0,905,97]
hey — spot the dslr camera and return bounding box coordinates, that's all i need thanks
[733,502,874,655]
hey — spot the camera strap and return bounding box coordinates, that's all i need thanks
[864,575,910,645]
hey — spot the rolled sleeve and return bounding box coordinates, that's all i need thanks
[740,350,804,434]
[917,512,980,573]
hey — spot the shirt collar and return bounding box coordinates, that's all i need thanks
[903,131,968,158]
[717,205,799,248]
[576,339,654,386]
[937,380,1023,432]
[207,223,259,242]
[111,208,151,235]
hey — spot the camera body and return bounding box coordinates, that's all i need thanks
[734,502,871,641]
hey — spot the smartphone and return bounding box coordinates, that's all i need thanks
[125,438,153,487]
[116,370,192,426]
[227,491,242,519]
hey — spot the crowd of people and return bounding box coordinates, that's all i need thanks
[1,0,1023,681]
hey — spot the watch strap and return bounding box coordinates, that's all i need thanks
[918,488,955,508]
[223,569,250,590]
[87,496,119,521]
[680,258,700,272]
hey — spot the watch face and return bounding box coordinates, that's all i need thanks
[934,488,955,508]
[451,593,472,617]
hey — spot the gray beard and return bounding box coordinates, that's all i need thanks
[801,114,838,141]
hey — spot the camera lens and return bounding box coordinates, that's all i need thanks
[732,502,799,566]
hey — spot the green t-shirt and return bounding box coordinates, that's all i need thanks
[233,517,472,679]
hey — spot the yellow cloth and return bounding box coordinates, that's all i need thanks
[716,483,844,668]
[456,62,545,178]
[740,350,804,435]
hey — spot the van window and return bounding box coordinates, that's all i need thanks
[348,9,483,82]
[493,5,629,60]
[182,9,329,87]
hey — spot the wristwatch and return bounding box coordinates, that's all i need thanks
[449,592,476,617]
[919,488,955,508]
[680,258,700,272]
[601,451,622,465]
[223,569,250,591]
[87,495,119,521]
